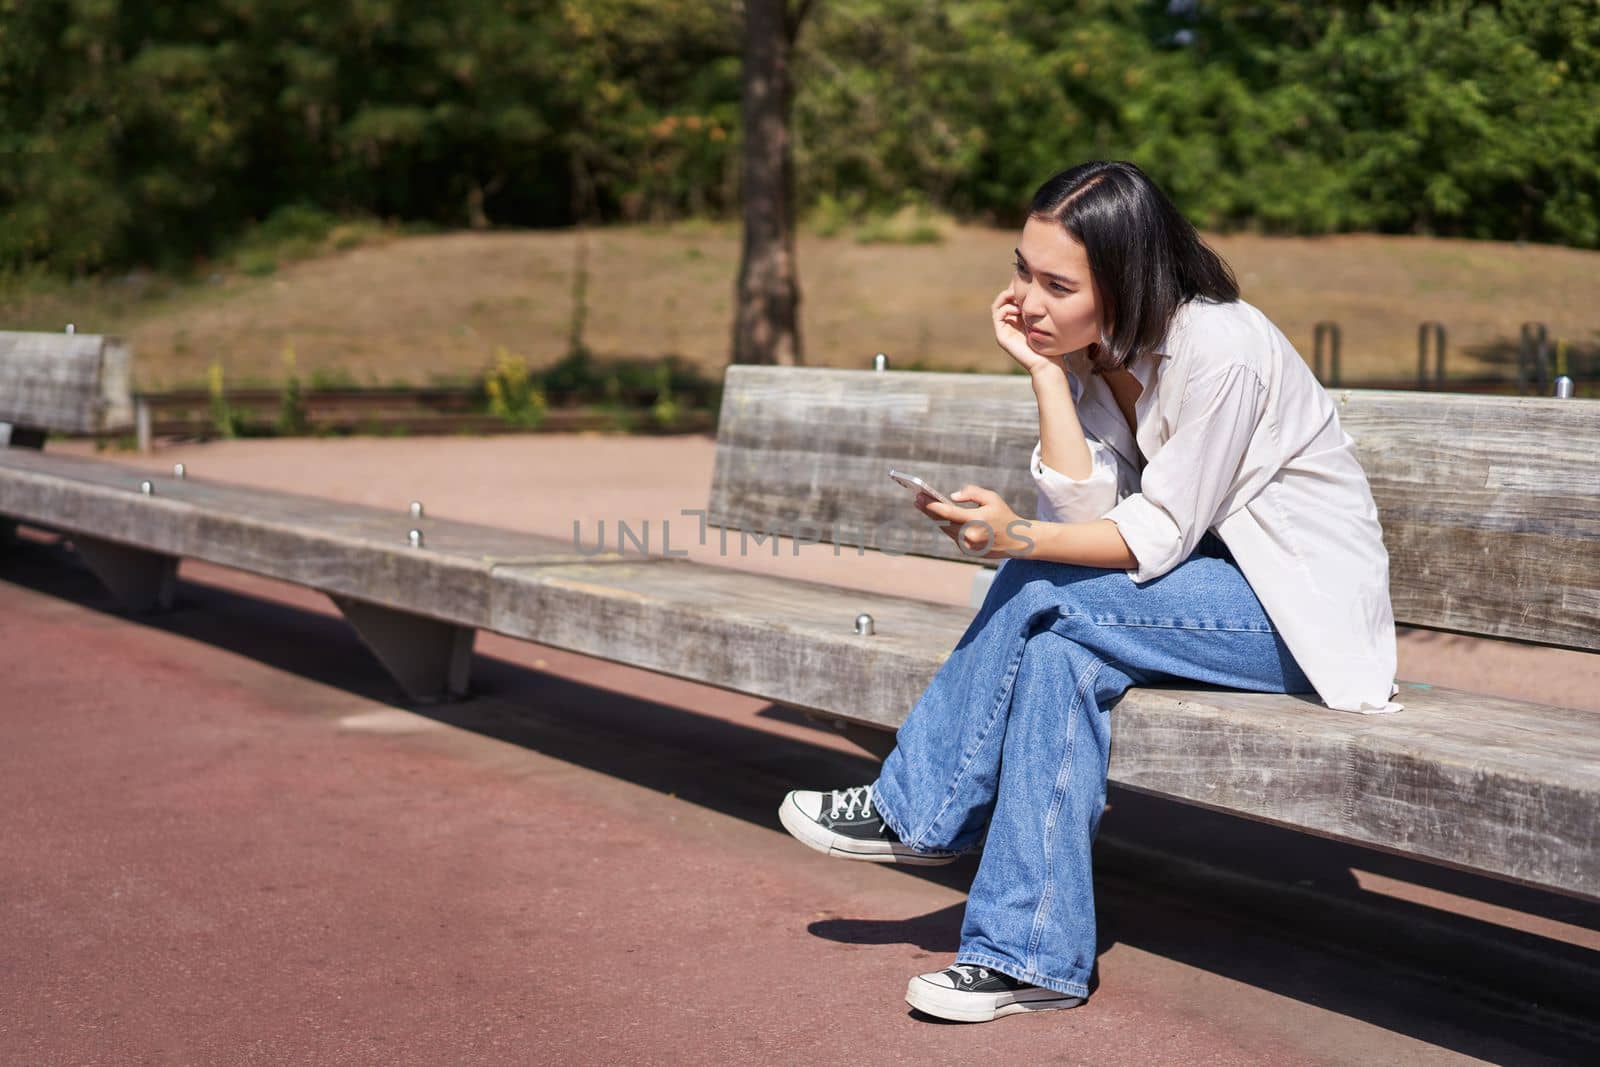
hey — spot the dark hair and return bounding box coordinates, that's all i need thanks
[1029,160,1238,373]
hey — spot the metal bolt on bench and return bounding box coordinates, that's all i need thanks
[409,500,425,519]
[854,612,875,636]
[138,480,153,495]
[1554,375,1575,399]
[407,529,424,548]
[172,463,186,479]
[872,353,888,372]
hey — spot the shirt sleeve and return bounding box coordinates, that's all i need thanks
[1103,364,1268,583]
[1030,436,1122,524]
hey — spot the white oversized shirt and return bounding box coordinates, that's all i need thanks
[1029,297,1403,714]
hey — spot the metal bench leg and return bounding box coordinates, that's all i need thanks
[71,534,179,612]
[3,423,47,550]
[330,595,475,704]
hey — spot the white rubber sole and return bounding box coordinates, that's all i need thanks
[905,974,1084,1023]
[777,793,958,866]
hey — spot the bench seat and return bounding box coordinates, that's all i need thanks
[4,447,1596,901]
[0,447,607,625]
[0,446,611,702]
[489,556,1600,902]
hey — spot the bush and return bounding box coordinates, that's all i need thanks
[484,348,548,427]
[6,0,1597,272]
[207,362,243,439]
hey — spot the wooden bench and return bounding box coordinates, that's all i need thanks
[2,332,1596,906]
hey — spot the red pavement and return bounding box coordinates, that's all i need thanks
[3,435,1598,1064]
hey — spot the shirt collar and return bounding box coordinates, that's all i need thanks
[1064,345,1169,390]
[1064,298,1192,389]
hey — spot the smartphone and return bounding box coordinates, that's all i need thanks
[888,468,972,509]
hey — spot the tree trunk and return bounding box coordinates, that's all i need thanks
[731,0,804,366]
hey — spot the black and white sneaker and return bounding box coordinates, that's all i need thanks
[906,963,1084,1022]
[778,785,958,866]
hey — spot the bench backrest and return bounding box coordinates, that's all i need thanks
[0,331,135,435]
[706,365,1599,653]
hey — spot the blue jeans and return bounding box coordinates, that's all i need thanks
[871,535,1313,998]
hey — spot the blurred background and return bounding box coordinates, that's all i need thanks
[2,0,1596,441]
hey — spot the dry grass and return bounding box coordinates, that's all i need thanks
[4,223,1597,390]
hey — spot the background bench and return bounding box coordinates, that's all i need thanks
[2,334,1595,906]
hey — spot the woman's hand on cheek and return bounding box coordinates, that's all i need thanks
[992,289,1060,376]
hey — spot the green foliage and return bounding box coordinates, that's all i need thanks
[853,202,950,245]
[649,362,679,427]
[536,348,714,405]
[308,365,359,391]
[206,362,242,439]
[792,0,1600,247]
[230,204,346,277]
[3,0,1599,270]
[484,347,548,427]
[276,344,309,435]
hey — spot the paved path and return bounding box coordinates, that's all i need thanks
[1,435,1596,1064]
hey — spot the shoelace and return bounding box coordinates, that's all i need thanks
[828,784,876,820]
[947,964,992,986]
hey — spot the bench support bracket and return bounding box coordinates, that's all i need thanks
[330,595,475,704]
[3,424,48,550]
[72,534,179,612]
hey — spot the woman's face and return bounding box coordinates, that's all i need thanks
[1010,216,1103,358]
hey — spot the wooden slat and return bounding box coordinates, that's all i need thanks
[491,557,969,723]
[487,555,1600,902]
[1333,390,1600,650]
[707,367,1600,650]
[0,331,134,434]
[0,449,608,626]
[706,367,1042,565]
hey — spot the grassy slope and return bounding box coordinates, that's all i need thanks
[4,223,1597,391]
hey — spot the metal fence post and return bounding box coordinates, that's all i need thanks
[1417,322,1446,390]
[1312,321,1342,386]
[1518,322,1549,395]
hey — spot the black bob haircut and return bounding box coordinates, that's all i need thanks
[1029,160,1239,374]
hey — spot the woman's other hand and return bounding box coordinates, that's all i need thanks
[992,289,1063,377]
[915,485,1034,560]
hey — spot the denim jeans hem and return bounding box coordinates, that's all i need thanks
[872,778,972,857]
[952,951,1089,1000]
[869,779,913,846]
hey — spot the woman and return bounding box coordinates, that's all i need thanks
[777,160,1402,1024]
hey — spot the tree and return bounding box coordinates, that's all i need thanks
[731,0,813,366]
